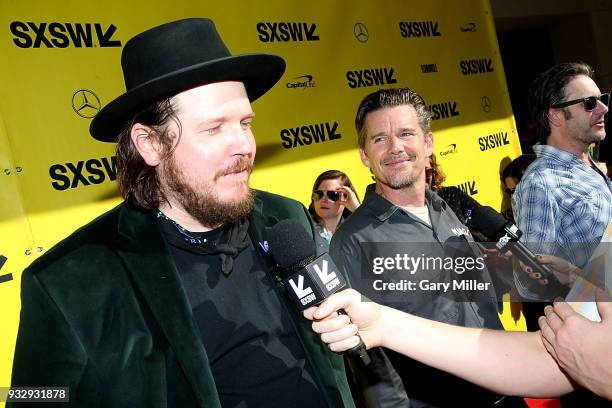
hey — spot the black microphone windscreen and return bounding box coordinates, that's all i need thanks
[467,205,507,240]
[268,219,316,269]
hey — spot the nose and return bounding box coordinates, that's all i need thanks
[597,99,609,115]
[388,134,403,153]
[227,123,255,156]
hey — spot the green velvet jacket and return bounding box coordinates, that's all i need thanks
[10,190,355,408]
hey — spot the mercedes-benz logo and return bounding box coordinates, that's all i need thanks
[481,96,491,113]
[72,89,101,118]
[353,23,369,43]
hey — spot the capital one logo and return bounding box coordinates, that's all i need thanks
[72,89,101,118]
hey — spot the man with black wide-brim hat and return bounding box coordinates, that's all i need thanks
[10,18,355,408]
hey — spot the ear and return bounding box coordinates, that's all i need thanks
[424,131,434,157]
[547,108,564,130]
[359,147,371,168]
[130,123,163,166]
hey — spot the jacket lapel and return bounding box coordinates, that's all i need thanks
[114,205,221,408]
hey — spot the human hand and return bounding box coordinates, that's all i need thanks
[535,254,579,287]
[303,289,383,352]
[516,254,575,287]
[538,293,612,400]
[336,186,360,213]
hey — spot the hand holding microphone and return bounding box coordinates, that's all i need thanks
[267,219,371,364]
[466,205,571,297]
[305,289,384,353]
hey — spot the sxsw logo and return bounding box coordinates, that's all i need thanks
[10,22,121,48]
[280,121,341,149]
[0,255,12,284]
[286,75,315,89]
[478,131,510,151]
[310,259,341,292]
[346,67,397,88]
[428,101,460,120]
[288,258,342,307]
[453,180,479,196]
[460,58,494,75]
[399,21,441,38]
[50,156,117,191]
[289,275,315,305]
[257,22,320,42]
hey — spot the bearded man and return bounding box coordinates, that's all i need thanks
[9,18,354,408]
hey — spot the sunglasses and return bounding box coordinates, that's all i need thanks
[551,92,610,112]
[312,190,344,202]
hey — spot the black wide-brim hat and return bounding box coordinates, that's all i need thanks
[90,18,286,142]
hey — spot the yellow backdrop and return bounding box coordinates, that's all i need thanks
[0,0,523,396]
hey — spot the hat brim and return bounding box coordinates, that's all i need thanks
[90,53,286,142]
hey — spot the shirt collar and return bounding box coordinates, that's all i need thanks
[363,183,446,222]
[532,143,593,168]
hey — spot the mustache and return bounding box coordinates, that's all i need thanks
[215,156,253,179]
[381,152,415,165]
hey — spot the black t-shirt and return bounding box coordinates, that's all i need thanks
[157,216,328,408]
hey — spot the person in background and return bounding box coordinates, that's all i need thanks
[308,170,360,242]
[500,154,536,223]
[513,62,611,302]
[426,154,481,225]
[427,153,516,298]
[330,87,510,407]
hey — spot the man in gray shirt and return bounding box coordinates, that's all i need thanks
[330,88,510,407]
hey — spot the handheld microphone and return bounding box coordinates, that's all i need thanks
[467,205,556,280]
[268,219,371,365]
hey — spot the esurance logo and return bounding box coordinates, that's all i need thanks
[460,58,494,75]
[421,64,438,73]
[280,121,341,149]
[346,67,397,88]
[287,75,315,89]
[478,131,510,151]
[428,101,460,120]
[257,22,319,42]
[399,21,441,38]
[50,156,117,191]
[10,22,121,48]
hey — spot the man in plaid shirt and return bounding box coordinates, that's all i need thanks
[513,61,612,300]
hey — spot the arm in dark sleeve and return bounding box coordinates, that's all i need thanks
[329,231,361,289]
[330,232,410,408]
[9,269,88,407]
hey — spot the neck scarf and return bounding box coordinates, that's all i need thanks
[156,211,250,275]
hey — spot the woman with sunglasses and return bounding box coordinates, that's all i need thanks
[308,170,360,242]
